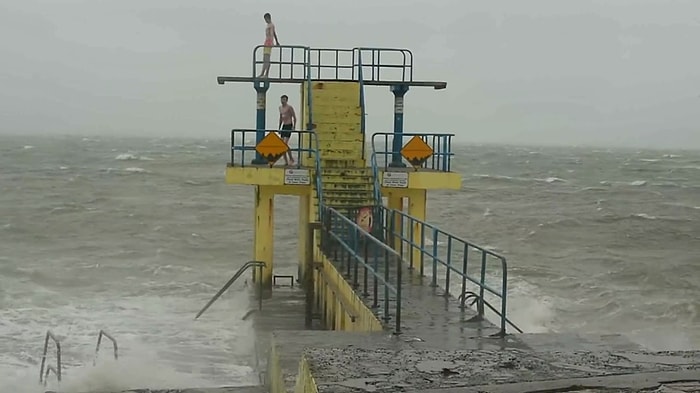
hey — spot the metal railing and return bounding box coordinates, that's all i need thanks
[375,205,521,336]
[94,330,118,365]
[194,261,265,320]
[370,151,384,210]
[252,45,310,80]
[320,206,402,334]
[229,129,321,168]
[371,132,454,172]
[39,330,61,385]
[250,45,414,84]
[357,50,367,156]
[304,64,325,223]
[353,47,413,83]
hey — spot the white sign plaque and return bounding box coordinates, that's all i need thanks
[382,171,408,188]
[284,168,311,185]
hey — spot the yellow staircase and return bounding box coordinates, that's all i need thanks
[301,81,376,217]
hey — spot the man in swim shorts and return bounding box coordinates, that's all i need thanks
[278,94,296,165]
[258,13,280,78]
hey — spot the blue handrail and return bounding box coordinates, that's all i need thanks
[304,48,324,223]
[371,132,455,172]
[376,204,522,336]
[357,50,367,160]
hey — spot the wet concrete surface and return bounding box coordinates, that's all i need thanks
[48,387,266,393]
[240,255,695,393]
[246,284,323,392]
[303,347,700,393]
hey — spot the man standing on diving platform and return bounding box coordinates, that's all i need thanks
[258,12,280,78]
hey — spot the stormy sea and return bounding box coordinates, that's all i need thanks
[1,134,698,392]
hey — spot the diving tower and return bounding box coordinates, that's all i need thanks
[33,43,700,393]
[221,45,461,295]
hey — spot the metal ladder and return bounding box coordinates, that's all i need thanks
[39,329,119,387]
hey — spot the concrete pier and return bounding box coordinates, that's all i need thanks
[241,255,700,393]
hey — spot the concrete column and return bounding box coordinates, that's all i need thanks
[389,84,410,167]
[298,193,310,281]
[252,81,270,165]
[253,185,274,291]
[408,189,427,272]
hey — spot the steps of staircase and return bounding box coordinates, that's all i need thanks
[318,159,366,168]
[313,124,361,132]
[316,131,364,143]
[317,141,363,150]
[320,168,373,176]
[320,182,374,191]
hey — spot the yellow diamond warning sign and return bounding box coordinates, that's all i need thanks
[400,136,433,168]
[255,132,290,165]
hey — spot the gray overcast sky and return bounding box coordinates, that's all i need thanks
[1,0,698,149]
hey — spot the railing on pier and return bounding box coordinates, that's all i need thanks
[94,329,118,365]
[375,206,522,336]
[39,330,61,385]
[320,206,403,334]
[229,129,320,168]
[194,261,266,320]
[371,132,455,172]
[251,45,414,84]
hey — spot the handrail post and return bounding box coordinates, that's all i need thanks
[501,257,509,336]
[478,252,487,318]
[39,330,61,385]
[431,229,438,287]
[460,244,469,310]
[94,330,118,366]
[444,236,452,297]
[395,237,402,335]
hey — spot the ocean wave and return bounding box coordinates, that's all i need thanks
[473,174,567,184]
[115,153,154,161]
[535,177,566,184]
[595,212,690,223]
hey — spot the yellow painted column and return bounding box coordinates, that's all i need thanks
[298,193,310,280]
[253,185,274,291]
[408,189,427,272]
[387,194,403,253]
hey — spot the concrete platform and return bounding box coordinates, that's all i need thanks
[48,388,267,393]
[302,347,700,393]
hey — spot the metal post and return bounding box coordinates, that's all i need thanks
[252,81,270,165]
[389,84,410,167]
[479,252,487,318]
[305,222,321,329]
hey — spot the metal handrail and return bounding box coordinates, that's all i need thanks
[252,44,310,79]
[321,206,402,333]
[375,205,521,336]
[357,49,367,157]
[305,53,324,223]
[230,129,321,168]
[194,261,265,320]
[371,132,455,172]
[42,365,59,387]
[352,47,414,83]
[39,330,61,385]
[94,329,118,365]
[249,45,414,84]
